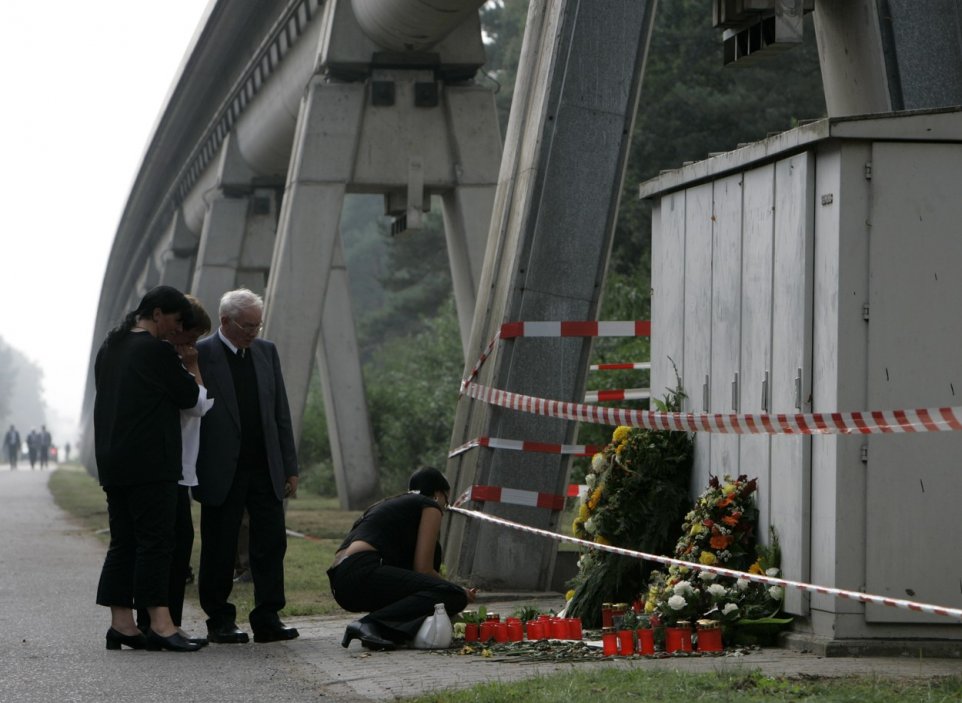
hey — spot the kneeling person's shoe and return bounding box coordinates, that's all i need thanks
[253,622,299,643]
[207,623,250,644]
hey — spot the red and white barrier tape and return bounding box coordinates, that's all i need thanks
[462,381,962,435]
[584,388,651,403]
[448,505,962,621]
[461,484,566,511]
[591,362,651,371]
[448,436,603,459]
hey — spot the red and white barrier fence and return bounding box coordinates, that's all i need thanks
[501,320,651,339]
[463,381,962,436]
[590,362,651,371]
[448,436,603,459]
[460,484,566,511]
[463,320,651,388]
[448,504,962,622]
[584,388,650,402]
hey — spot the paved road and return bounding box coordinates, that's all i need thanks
[1,467,959,703]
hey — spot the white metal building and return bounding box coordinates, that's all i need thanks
[641,107,962,646]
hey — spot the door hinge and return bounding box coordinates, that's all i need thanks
[864,161,873,180]
[862,303,870,321]
[860,444,869,462]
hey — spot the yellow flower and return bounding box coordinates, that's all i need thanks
[612,426,630,444]
[644,600,655,613]
[749,561,764,575]
[578,503,590,520]
[688,522,704,536]
[722,483,735,495]
[565,589,576,601]
[572,517,583,534]
[587,485,603,511]
[594,534,611,546]
[699,551,717,565]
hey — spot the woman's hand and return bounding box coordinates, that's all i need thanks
[465,586,478,604]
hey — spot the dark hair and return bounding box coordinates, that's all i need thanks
[183,294,211,335]
[408,466,450,496]
[104,285,191,347]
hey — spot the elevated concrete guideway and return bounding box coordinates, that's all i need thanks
[81,0,497,510]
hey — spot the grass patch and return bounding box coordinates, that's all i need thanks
[404,669,962,703]
[47,467,360,618]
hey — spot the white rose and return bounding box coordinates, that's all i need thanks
[586,473,597,489]
[765,567,780,577]
[736,578,750,591]
[768,586,784,601]
[673,580,694,596]
[668,595,687,611]
[584,517,596,534]
[722,602,739,616]
[707,584,727,598]
[698,571,717,582]
[591,453,605,471]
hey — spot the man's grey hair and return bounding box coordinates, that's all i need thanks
[219,288,264,319]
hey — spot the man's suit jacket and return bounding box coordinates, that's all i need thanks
[192,334,298,507]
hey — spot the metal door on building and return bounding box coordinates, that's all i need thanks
[864,142,962,623]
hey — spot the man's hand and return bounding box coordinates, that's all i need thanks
[284,475,299,498]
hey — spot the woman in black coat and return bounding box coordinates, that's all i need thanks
[328,467,476,650]
[94,286,204,652]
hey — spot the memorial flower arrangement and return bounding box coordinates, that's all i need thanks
[566,388,694,627]
[645,475,784,627]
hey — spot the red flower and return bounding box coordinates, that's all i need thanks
[710,534,734,549]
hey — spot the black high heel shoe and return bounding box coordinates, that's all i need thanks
[341,621,395,650]
[145,629,203,652]
[105,628,148,650]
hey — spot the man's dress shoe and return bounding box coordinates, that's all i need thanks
[207,624,250,644]
[341,621,395,650]
[252,622,300,643]
[145,630,203,652]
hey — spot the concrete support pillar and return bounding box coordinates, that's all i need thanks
[444,0,656,589]
[191,193,249,318]
[813,0,962,116]
[158,210,200,292]
[440,86,501,357]
[315,238,380,509]
[263,79,364,423]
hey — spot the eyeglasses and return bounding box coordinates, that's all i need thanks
[230,318,264,334]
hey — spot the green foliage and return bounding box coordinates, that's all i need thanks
[479,0,528,138]
[365,300,464,495]
[405,668,962,703]
[297,372,336,496]
[617,0,826,270]
[567,389,694,627]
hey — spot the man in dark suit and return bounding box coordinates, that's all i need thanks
[193,288,300,644]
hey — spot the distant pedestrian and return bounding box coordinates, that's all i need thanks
[3,425,20,469]
[39,425,51,469]
[64,442,71,462]
[26,429,39,469]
